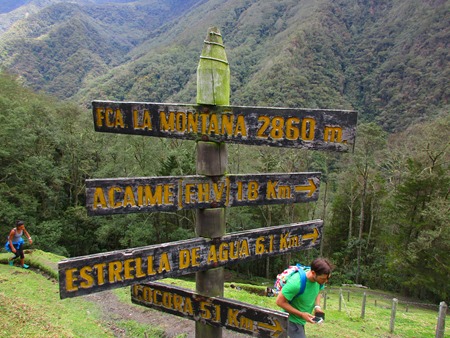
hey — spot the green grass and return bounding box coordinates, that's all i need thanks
[0,249,112,337]
[0,250,162,338]
[0,263,110,337]
[1,250,448,337]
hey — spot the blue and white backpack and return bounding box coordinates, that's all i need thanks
[273,263,324,300]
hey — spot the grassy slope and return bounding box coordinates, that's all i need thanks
[1,250,448,337]
[0,250,110,337]
[0,250,164,338]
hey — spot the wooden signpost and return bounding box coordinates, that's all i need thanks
[131,282,289,337]
[195,28,236,338]
[92,101,357,152]
[85,172,321,215]
[58,26,357,337]
[58,220,322,299]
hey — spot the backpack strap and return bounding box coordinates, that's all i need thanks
[289,268,307,302]
[296,268,307,298]
[298,268,307,295]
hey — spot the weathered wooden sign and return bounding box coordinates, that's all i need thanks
[86,172,320,215]
[132,282,288,337]
[92,101,357,152]
[58,219,322,299]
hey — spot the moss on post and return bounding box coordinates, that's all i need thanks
[197,27,230,106]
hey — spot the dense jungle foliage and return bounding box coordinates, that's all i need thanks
[0,71,448,303]
[0,0,448,304]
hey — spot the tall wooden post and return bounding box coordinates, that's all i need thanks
[435,301,447,338]
[361,292,367,318]
[195,26,230,338]
[390,298,398,333]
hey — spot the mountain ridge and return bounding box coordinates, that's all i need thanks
[0,0,448,131]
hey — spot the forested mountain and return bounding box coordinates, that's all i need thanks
[0,0,448,131]
[0,0,449,303]
[0,0,201,98]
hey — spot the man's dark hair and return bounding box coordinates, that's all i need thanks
[310,258,334,276]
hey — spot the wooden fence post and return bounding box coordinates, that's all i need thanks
[195,26,230,338]
[390,298,398,333]
[323,292,327,310]
[361,292,366,319]
[435,301,447,338]
[339,289,342,312]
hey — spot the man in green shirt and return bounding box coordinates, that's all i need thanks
[276,258,333,338]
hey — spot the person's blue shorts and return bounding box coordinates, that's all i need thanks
[4,239,23,252]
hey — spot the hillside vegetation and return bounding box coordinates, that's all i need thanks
[0,0,448,131]
[0,0,200,98]
[0,0,448,309]
[0,70,448,304]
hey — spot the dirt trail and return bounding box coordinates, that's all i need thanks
[85,291,248,338]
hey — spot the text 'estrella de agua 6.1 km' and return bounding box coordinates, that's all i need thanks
[58,221,322,298]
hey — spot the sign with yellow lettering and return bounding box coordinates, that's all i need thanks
[86,173,321,215]
[58,220,322,299]
[131,282,288,337]
[92,101,357,152]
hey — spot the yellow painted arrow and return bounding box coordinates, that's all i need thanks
[294,179,317,197]
[301,227,320,243]
[257,319,284,337]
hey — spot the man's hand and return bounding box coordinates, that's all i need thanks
[302,313,315,323]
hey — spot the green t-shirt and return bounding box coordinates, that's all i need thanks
[281,272,321,325]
